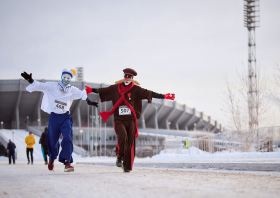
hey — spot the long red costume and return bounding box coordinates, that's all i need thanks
[97,80,153,171]
[100,82,138,169]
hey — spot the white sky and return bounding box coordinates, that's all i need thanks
[1,0,280,128]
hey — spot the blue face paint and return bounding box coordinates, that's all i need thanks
[61,73,72,86]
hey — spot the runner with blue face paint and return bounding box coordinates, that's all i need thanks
[21,69,98,172]
[61,73,72,86]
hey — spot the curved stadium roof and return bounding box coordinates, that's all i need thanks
[0,79,222,133]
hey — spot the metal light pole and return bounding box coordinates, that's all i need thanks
[27,116,29,127]
[95,104,99,156]
[1,121,3,129]
[12,130,15,142]
[104,102,107,156]
[152,102,161,154]
[244,0,260,129]
[99,100,102,156]
[90,106,94,156]
[37,119,40,131]
[87,104,90,155]
[80,129,83,148]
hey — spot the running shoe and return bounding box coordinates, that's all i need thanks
[122,163,130,173]
[64,162,74,172]
[48,160,54,171]
[116,156,122,167]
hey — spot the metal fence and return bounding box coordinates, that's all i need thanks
[164,126,280,154]
[27,125,280,156]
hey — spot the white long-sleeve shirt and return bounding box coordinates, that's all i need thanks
[26,80,87,114]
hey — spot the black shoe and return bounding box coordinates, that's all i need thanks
[31,162,33,165]
[116,156,122,167]
[45,161,48,165]
[27,161,30,165]
[122,163,130,173]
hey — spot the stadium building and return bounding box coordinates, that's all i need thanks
[0,79,223,156]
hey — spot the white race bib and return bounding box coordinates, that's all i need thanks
[54,100,67,111]
[119,105,131,115]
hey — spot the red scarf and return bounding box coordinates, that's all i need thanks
[100,82,139,138]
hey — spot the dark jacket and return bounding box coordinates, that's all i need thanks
[7,142,16,152]
[39,130,48,146]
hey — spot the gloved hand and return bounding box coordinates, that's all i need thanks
[164,93,175,100]
[86,99,98,107]
[21,72,33,83]
[85,86,93,94]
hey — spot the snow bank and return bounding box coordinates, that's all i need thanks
[0,156,8,161]
[151,146,280,160]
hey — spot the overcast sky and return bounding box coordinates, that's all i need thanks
[1,0,280,128]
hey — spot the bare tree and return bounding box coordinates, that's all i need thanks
[222,66,270,151]
[271,64,280,102]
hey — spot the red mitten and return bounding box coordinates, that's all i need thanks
[164,93,175,100]
[85,86,92,94]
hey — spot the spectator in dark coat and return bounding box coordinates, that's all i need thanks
[7,139,16,164]
[39,127,48,165]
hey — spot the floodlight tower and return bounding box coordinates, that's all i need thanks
[244,0,260,129]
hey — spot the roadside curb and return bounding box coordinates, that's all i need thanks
[77,162,280,172]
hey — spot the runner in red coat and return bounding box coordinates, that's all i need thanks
[85,68,175,172]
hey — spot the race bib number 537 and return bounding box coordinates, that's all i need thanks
[54,100,67,110]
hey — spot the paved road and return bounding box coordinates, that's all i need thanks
[1,163,280,198]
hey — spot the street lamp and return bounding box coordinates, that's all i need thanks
[80,129,83,147]
[27,116,29,126]
[12,130,15,142]
[1,121,3,129]
[37,119,40,130]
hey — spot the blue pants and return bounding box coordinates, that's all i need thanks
[47,112,73,164]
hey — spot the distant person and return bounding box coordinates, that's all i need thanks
[39,127,48,165]
[25,131,36,165]
[7,139,16,164]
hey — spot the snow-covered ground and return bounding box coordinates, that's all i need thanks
[1,163,280,198]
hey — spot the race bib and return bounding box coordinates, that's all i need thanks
[119,105,131,115]
[54,100,67,111]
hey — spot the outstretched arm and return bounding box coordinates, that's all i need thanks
[85,86,98,94]
[21,71,51,92]
[152,92,164,99]
[152,92,175,100]
[85,85,113,102]
[86,98,98,107]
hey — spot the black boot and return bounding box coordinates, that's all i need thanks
[122,163,130,173]
[116,156,122,167]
